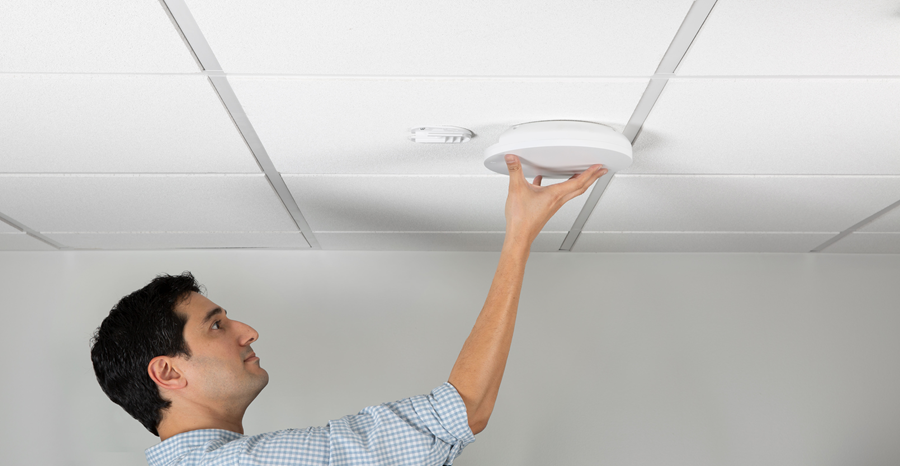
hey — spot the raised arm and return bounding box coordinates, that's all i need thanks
[447,154,608,434]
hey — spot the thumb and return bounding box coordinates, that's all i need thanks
[505,154,525,185]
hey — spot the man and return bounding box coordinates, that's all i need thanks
[91,155,607,465]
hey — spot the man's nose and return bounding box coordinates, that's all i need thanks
[236,320,259,345]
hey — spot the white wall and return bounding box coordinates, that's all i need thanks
[1,251,898,466]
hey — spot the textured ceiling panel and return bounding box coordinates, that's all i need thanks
[2,2,895,254]
[826,233,900,254]
[624,79,900,175]
[0,233,56,251]
[185,0,692,75]
[45,232,309,250]
[283,175,586,232]
[573,232,834,253]
[583,176,900,232]
[0,175,297,232]
[229,78,646,174]
[859,204,900,232]
[0,75,258,173]
[316,232,566,252]
[678,0,900,75]
[0,1,197,73]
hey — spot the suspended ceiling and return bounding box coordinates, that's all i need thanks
[1,0,898,253]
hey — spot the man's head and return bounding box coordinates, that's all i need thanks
[90,272,268,436]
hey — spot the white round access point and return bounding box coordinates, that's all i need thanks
[484,120,633,178]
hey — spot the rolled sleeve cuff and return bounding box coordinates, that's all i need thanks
[411,382,476,464]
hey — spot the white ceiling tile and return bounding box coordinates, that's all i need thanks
[572,232,833,253]
[0,175,297,232]
[0,75,258,173]
[284,175,587,232]
[0,219,19,233]
[230,78,647,174]
[825,233,900,254]
[316,232,565,252]
[859,203,900,232]
[583,176,900,232]
[0,1,197,73]
[186,0,692,75]
[45,232,309,250]
[0,233,56,251]
[679,0,900,75]
[624,79,900,175]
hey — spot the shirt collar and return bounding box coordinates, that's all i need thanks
[145,429,243,466]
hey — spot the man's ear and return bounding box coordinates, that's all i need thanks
[148,356,187,391]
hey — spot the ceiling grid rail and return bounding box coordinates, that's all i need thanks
[810,199,900,252]
[0,211,65,249]
[559,0,718,251]
[160,0,321,249]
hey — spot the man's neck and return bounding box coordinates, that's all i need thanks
[157,403,247,441]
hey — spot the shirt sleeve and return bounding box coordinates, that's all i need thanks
[233,382,476,466]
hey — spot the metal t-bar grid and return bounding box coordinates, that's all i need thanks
[161,0,321,249]
[559,0,719,251]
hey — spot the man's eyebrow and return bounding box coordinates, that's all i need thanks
[201,307,226,326]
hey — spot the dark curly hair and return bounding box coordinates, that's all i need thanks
[90,272,202,436]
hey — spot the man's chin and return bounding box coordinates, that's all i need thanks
[244,377,269,407]
[260,370,269,387]
[253,370,270,394]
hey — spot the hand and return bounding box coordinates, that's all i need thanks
[503,154,608,247]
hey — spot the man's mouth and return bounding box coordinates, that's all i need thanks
[244,352,258,362]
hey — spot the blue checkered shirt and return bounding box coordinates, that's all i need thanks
[145,383,475,466]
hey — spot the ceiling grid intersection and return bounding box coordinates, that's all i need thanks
[2,1,897,253]
[560,0,719,251]
[0,211,65,250]
[160,0,320,249]
[811,199,900,252]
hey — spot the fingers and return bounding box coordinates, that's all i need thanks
[506,155,606,195]
[567,166,608,201]
[581,165,607,187]
[580,166,607,192]
[563,165,605,187]
[505,154,526,187]
[554,165,607,201]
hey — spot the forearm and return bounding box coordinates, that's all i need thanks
[446,154,604,434]
[448,237,530,434]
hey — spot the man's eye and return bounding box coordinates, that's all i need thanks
[212,320,221,330]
